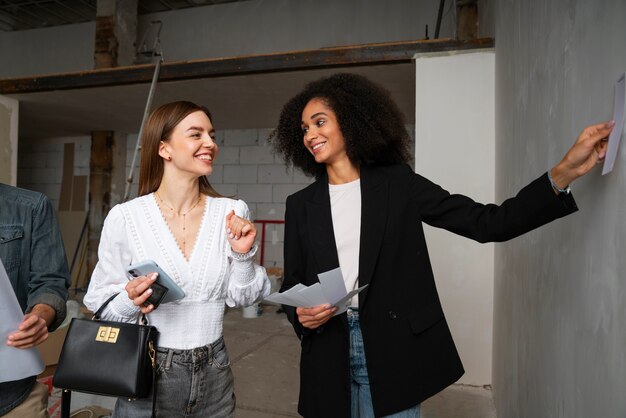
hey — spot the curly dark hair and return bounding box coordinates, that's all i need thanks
[269,73,412,178]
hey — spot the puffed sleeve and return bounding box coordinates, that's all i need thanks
[83,205,141,321]
[225,199,271,308]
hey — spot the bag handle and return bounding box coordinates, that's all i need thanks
[92,292,149,325]
[63,293,158,418]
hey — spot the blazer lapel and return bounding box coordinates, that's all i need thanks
[358,166,389,309]
[305,177,340,276]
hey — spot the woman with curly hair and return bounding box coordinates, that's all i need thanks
[270,73,613,418]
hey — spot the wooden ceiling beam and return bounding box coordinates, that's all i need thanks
[0,38,493,94]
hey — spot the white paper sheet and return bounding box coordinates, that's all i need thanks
[0,259,45,383]
[263,267,368,316]
[602,73,625,175]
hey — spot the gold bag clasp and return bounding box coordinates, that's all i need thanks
[96,326,120,343]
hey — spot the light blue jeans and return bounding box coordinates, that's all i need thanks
[113,336,235,418]
[348,309,421,418]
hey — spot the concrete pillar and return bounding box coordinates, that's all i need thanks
[95,0,138,68]
[88,131,113,276]
[0,95,18,186]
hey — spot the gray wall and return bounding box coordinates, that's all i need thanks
[0,22,94,78]
[492,1,626,417]
[0,0,455,78]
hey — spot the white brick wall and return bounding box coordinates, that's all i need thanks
[223,165,257,184]
[16,125,415,270]
[258,165,293,184]
[17,137,90,210]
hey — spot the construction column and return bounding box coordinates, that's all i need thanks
[88,0,138,276]
[0,95,18,186]
[456,0,478,40]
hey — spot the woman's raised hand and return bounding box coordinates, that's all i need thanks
[549,121,615,191]
[225,210,257,254]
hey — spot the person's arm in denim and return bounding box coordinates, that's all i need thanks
[6,194,70,349]
[25,194,70,331]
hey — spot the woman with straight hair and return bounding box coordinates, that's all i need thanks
[84,101,270,417]
[270,73,614,417]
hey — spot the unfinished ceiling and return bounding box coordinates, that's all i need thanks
[9,63,417,139]
[0,0,251,32]
[2,37,496,140]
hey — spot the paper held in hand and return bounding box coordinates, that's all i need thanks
[0,259,45,383]
[263,267,368,316]
[602,73,625,175]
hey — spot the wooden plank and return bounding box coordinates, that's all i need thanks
[0,38,494,94]
[71,175,87,211]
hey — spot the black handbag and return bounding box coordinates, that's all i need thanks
[53,293,159,418]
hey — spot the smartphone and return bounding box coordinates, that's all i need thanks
[126,260,186,305]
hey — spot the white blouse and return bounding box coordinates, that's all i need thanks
[83,193,270,349]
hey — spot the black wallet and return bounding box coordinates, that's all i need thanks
[144,282,168,308]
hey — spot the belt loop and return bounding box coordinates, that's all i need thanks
[207,341,214,364]
[164,349,174,370]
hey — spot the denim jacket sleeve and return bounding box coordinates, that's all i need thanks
[25,193,71,331]
[0,186,70,332]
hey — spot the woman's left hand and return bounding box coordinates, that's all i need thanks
[550,121,615,190]
[226,210,257,254]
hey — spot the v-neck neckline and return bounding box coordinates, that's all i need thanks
[151,193,208,264]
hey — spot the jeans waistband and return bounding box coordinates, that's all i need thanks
[347,307,359,328]
[156,336,225,364]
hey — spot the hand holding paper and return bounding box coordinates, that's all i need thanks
[264,267,367,316]
[0,259,44,383]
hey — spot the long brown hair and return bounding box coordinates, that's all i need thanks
[138,101,222,197]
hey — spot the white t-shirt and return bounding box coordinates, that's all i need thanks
[329,179,361,307]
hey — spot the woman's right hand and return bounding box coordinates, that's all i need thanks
[297,304,337,329]
[549,121,615,190]
[125,273,158,314]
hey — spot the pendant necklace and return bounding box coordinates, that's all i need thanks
[155,191,202,258]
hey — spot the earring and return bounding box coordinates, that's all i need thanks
[167,156,172,161]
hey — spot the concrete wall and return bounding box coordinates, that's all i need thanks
[492,1,626,416]
[0,95,18,185]
[0,0,455,78]
[0,22,94,78]
[415,50,495,385]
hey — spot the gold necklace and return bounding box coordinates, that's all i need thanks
[155,191,202,258]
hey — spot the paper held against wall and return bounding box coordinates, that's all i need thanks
[602,73,625,175]
[0,259,45,383]
[263,267,367,316]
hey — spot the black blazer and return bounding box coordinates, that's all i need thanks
[282,164,577,417]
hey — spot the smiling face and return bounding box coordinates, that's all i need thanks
[301,98,349,167]
[159,110,218,178]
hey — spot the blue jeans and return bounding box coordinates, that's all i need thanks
[113,337,235,418]
[348,309,421,418]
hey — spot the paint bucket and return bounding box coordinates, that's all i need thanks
[242,302,261,318]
